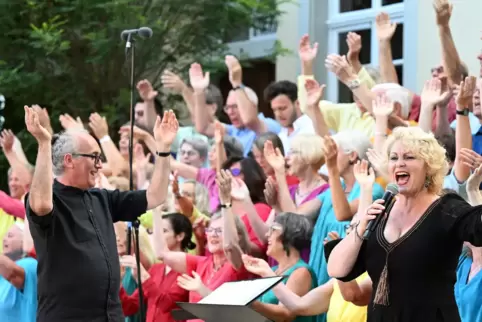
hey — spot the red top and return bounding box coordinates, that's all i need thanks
[185,254,249,322]
[119,263,189,322]
[285,174,299,186]
[408,94,457,132]
[241,203,272,255]
[0,190,25,219]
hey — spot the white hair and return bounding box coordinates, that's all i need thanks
[372,83,411,119]
[332,130,372,160]
[242,86,259,106]
[52,129,89,176]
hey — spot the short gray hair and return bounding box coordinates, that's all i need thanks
[274,212,312,256]
[332,130,372,161]
[52,129,88,176]
[180,137,209,159]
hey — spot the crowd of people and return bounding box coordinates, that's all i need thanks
[1,0,482,321]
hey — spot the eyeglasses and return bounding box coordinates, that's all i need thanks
[205,227,222,235]
[230,168,242,177]
[223,104,238,113]
[72,153,102,164]
[268,224,282,235]
[180,150,199,157]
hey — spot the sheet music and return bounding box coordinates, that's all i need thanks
[199,277,282,306]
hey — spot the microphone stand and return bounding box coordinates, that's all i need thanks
[125,33,146,322]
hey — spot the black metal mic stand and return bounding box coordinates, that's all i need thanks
[125,33,146,322]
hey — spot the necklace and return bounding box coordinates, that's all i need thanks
[296,178,323,198]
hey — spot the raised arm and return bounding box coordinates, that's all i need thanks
[453,77,476,183]
[0,129,33,186]
[189,63,216,137]
[376,12,399,83]
[263,141,296,213]
[324,136,355,221]
[24,106,53,216]
[161,70,195,115]
[304,79,329,137]
[232,179,269,245]
[152,208,187,274]
[419,78,452,133]
[434,0,464,86]
[372,96,392,153]
[217,170,244,270]
[225,56,265,134]
[89,113,128,177]
[327,161,375,279]
[325,55,376,114]
[136,80,159,131]
[346,32,362,74]
[146,111,179,210]
[466,165,482,206]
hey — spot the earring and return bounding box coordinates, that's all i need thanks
[424,176,430,188]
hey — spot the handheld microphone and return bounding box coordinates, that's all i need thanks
[120,27,153,41]
[363,183,399,240]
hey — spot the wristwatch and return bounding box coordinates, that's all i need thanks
[233,84,245,91]
[347,78,361,90]
[456,109,469,116]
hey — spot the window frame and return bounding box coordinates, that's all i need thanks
[326,0,405,102]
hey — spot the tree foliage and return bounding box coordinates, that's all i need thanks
[0,0,284,190]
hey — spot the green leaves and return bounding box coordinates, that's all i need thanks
[0,0,284,190]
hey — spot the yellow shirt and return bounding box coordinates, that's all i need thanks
[298,68,377,138]
[0,210,19,254]
[140,208,210,255]
[327,272,369,322]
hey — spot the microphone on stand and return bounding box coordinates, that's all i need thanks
[121,27,153,50]
[120,27,153,41]
[363,183,399,240]
[120,25,152,322]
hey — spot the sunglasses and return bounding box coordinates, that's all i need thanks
[230,168,242,177]
[72,153,102,164]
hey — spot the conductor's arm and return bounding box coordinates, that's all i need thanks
[24,106,53,217]
[146,111,179,210]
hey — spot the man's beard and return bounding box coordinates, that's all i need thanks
[5,249,24,262]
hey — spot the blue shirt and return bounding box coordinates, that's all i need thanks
[450,113,482,154]
[455,253,482,322]
[0,257,38,322]
[225,113,281,156]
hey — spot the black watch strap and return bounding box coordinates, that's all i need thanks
[456,109,469,116]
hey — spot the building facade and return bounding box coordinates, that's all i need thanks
[229,0,482,105]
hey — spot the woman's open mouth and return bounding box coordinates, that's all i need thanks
[395,171,410,186]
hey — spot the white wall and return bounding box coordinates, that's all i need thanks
[275,1,302,81]
[406,0,482,93]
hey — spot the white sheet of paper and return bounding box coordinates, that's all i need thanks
[199,276,282,306]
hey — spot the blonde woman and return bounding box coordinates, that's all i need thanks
[263,134,328,265]
[328,127,482,322]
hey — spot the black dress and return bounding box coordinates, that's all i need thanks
[325,193,482,322]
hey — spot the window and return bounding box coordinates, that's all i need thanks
[382,0,403,5]
[338,29,372,64]
[340,0,372,13]
[326,0,405,103]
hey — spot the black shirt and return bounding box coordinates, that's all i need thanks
[26,180,148,322]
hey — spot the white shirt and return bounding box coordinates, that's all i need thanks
[278,114,315,153]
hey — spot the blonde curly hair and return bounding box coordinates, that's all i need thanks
[384,127,448,195]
